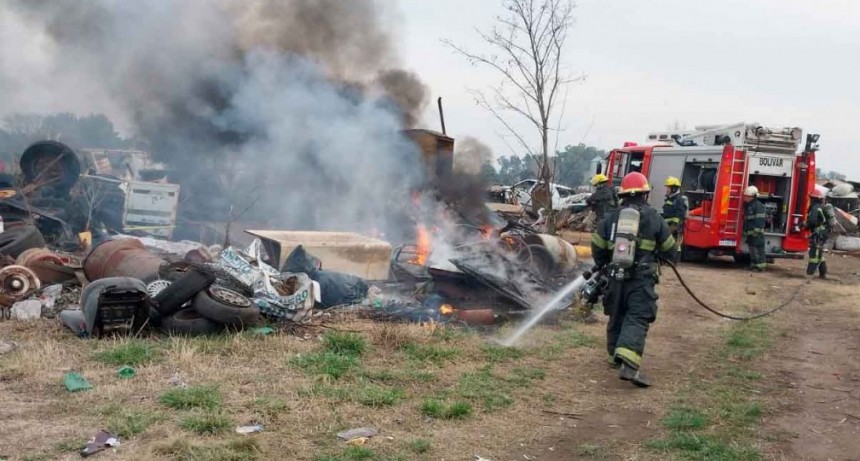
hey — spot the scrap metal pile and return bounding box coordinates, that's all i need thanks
[0,139,591,338]
[0,220,588,336]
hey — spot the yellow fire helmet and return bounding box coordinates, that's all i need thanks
[591,173,609,186]
[664,176,681,187]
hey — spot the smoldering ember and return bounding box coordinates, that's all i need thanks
[1,1,859,460]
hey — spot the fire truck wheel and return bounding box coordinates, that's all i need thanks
[152,267,216,317]
[160,308,223,336]
[193,286,260,329]
[0,225,46,259]
[680,245,708,263]
[732,253,751,265]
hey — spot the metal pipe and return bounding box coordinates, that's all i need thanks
[437,97,446,135]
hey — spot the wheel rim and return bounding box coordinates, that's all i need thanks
[146,280,171,297]
[209,286,251,307]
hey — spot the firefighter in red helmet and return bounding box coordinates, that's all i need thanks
[591,172,676,387]
[806,187,833,279]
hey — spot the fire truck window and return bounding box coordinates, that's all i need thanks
[629,152,644,173]
[699,169,716,193]
[612,153,627,178]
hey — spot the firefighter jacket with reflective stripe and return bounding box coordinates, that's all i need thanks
[591,202,676,273]
[662,192,687,225]
[806,202,831,236]
[743,199,766,236]
[587,183,619,220]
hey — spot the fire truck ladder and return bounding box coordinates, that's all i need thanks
[723,149,746,236]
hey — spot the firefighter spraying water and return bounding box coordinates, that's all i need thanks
[500,274,588,347]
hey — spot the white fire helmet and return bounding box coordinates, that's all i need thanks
[744,186,759,197]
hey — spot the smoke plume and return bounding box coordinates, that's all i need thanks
[0,0,430,240]
[454,136,493,175]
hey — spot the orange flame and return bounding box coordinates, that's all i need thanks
[480,225,495,240]
[440,304,456,315]
[415,224,431,265]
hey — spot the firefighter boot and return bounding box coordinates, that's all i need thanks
[607,355,621,369]
[619,363,651,388]
[819,261,827,280]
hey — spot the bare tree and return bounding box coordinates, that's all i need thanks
[444,0,581,229]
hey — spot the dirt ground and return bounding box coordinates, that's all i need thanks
[0,253,858,461]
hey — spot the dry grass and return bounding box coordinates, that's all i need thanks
[0,316,606,460]
[0,263,825,461]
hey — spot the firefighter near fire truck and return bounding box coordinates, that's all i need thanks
[743,186,767,271]
[591,172,676,388]
[805,188,833,279]
[661,176,687,262]
[587,173,619,223]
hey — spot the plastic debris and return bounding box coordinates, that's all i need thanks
[336,427,378,440]
[251,326,274,336]
[81,430,120,457]
[0,340,17,355]
[10,299,42,321]
[236,424,265,435]
[117,366,135,379]
[39,284,64,312]
[64,372,93,392]
[168,372,187,388]
[215,240,318,321]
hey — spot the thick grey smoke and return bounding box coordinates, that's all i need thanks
[454,136,494,175]
[0,0,429,240]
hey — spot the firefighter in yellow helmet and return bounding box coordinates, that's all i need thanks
[661,176,687,262]
[743,186,767,271]
[591,172,676,387]
[805,187,833,279]
[586,173,618,223]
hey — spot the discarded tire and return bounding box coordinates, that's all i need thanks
[193,285,260,329]
[0,225,46,259]
[160,308,222,336]
[160,261,254,297]
[523,244,556,277]
[835,235,860,252]
[152,267,215,316]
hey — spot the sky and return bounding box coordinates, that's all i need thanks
[397,0,860,178]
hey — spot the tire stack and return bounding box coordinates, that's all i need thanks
[147,263,261,336]
[0,225,47,261]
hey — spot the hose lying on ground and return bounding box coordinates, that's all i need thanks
[662,260,803,321]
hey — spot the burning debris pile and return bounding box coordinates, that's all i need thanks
[0,194,591,337]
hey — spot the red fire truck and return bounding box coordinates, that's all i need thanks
[603,123,819,263]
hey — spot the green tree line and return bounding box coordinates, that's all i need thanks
[481,143,606,187]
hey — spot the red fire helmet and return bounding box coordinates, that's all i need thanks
[618,172,651,195]
[810,187,826,199]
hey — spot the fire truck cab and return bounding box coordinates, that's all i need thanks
[604,123,819,263]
